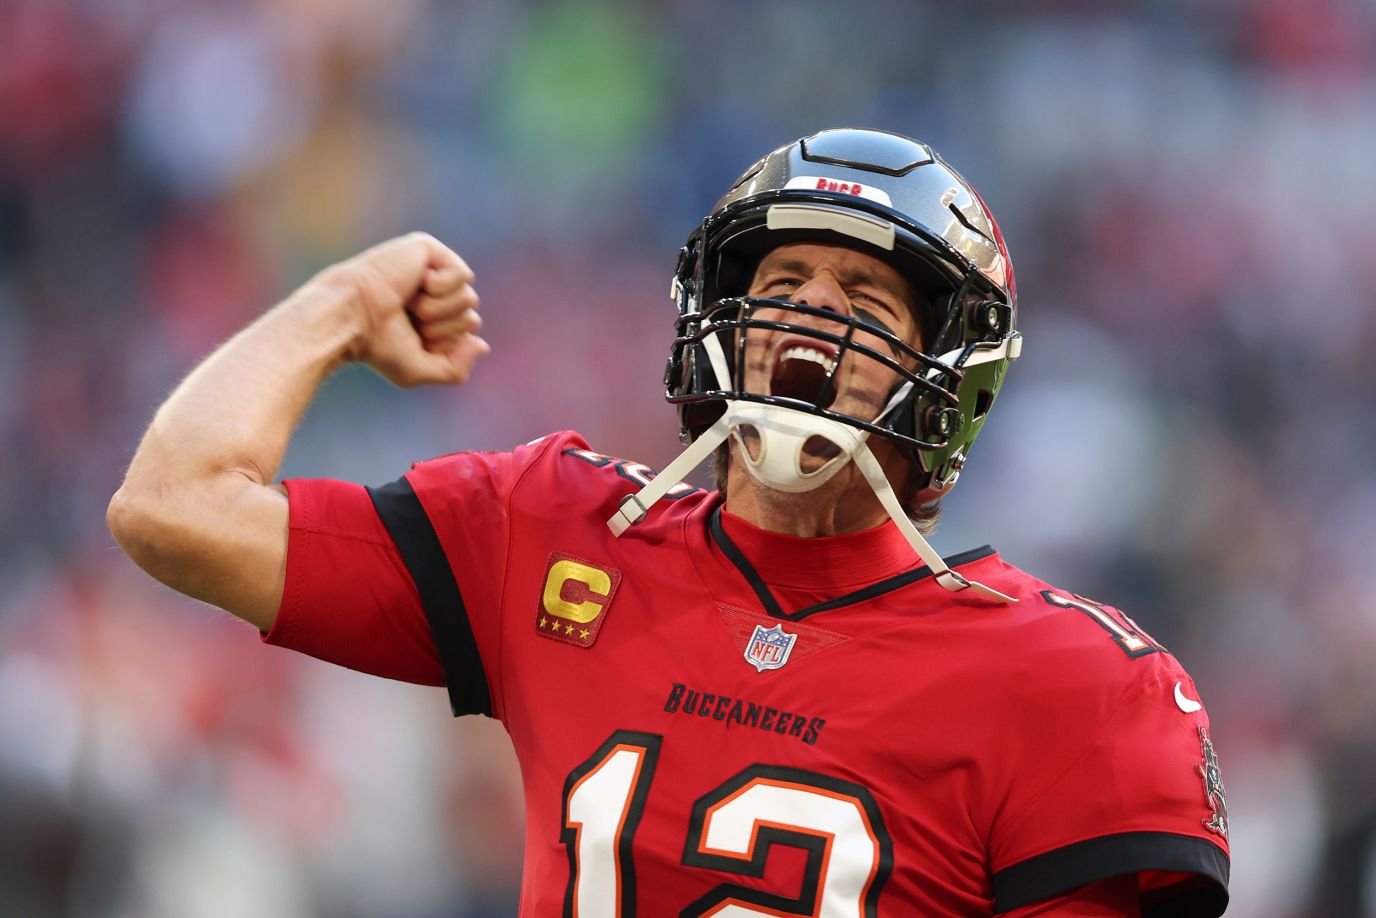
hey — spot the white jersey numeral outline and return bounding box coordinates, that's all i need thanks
[561,731,662,917]
[1041,590,1163,659]
[682,765,892,917]
[561,733,892,917]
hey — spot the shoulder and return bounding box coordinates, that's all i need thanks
[966,559,1230,914]
[406,429,578,484]
[406,430,712,526]
[961,554,1198,719]
[969,558,1226,838]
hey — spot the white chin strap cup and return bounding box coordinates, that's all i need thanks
[726,402,864,494]
[604,405,1016,605]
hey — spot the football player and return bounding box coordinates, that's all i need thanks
[109,129,1230,916]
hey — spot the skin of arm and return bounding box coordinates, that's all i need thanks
[106,232,488,631]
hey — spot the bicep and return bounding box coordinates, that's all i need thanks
[189,476,293,631]
[263,478,444,685]
[207,477,292,630]
[107,472,291,632]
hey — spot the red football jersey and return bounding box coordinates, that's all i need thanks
[267,431,1230,916]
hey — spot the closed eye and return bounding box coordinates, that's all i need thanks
[849,289,902,316]
[757,276,801,294]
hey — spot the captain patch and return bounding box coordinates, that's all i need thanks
[536,554,622,649]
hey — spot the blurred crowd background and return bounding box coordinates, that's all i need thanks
[2,0,1374,915]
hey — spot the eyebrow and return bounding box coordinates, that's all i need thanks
[756,257,910,303]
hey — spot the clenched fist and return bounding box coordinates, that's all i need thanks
[314,232,489,387]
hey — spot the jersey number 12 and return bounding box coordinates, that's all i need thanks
[561,730,893,917]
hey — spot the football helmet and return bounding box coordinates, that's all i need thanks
[608,128,1023,601]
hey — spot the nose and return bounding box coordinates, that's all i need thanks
[790,272,851,316]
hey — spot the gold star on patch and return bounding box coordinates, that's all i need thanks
[579,628,591,640]
[564,622,575,635]
[539,617,549,629]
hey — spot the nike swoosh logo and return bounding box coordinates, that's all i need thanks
[1174,681,1202,713]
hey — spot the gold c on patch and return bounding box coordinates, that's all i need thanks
[536,553,622,648]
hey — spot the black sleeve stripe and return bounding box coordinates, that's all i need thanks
[991,831,1229,916]
[367,478,494,718]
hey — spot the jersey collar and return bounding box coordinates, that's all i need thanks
[717,507,920,589]
[708,506,997,620]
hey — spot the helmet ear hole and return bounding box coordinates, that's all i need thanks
[974,389,994,421]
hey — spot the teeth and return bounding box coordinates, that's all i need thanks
[780,346,836,374]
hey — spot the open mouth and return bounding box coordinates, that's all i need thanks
[769,340,838,409]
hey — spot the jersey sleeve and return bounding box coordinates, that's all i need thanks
[265,433,579,718]
[366,432,580,722]
[988,646,1230,917]
[262,477,444,686]
[1002,875,1141,917]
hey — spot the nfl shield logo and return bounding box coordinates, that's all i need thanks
[744,623,798,673]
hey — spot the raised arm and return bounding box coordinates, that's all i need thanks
[107,233,487,631]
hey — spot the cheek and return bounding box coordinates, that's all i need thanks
[849,327,899,361]
[740,308,786,353]
[748,304,789,323]
[861,320,922,365]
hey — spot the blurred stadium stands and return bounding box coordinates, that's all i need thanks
[3,0,1375,915]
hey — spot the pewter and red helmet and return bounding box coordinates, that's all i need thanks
[611,128,1021,602]
[665,127,1021,504]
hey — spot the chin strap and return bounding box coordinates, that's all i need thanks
[605,415,1016,604]
[609,325,1014,602]
[607,414,732,536]
[851,443,1016,603]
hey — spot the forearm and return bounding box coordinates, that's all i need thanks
[108,279,362,625]
[109,233,483,629]
[130,281,359,494]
